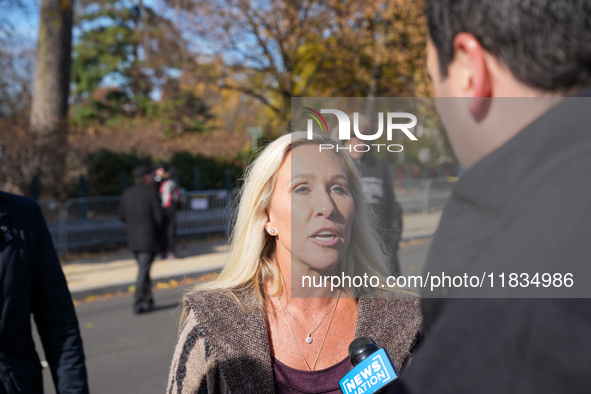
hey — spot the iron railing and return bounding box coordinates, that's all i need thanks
[41,178,453,257]
[44,189,235,257]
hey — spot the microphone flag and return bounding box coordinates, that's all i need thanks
[339,348,398,394]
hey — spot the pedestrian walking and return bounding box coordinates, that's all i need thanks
[0,145,89,393]
[120,165,163,314]
[158,166,181,260]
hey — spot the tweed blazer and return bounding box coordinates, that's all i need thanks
[167,289,422,394]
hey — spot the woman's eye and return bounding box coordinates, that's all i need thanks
[331,185,347,195]
[294,185,310,194]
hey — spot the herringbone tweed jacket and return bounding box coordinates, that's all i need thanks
[167,289,422,394]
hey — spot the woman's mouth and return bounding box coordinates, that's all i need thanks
[314,230,336,241]
[311,229,340,246]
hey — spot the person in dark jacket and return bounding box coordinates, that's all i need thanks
[0,149,89,393]
[120,165,164,314]
[388,1,591,393]
[157,166,182,260]
[332,115,403,276]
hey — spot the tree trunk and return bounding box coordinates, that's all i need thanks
[28,0,73,198]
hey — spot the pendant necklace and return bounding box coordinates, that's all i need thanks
[277,290,341,371]
[276,289,341,344]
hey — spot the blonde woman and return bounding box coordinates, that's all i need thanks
[167,132,421,394]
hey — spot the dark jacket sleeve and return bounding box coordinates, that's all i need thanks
[119,191,127,222]
[390,298,591,394]
[30,203,89,394]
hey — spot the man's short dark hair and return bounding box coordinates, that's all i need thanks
[133,165,150,180]
[425,0,591,92]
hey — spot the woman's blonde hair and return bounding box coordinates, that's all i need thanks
[185,131,394,307]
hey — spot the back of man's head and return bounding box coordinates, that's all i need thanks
[425,0,591,93]
[133,165,151,184]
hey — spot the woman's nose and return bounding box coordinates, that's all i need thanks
[314,190,336,218]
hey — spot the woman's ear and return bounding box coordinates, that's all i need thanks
[265,211,276,236]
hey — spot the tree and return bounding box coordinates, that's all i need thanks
[28,0,74,198]
[70,0,142,101]
[71,0,188,101]
[0,45,36,194]
[170,0,431,136]
[0,46,35,119]
[70,0,211,135]
[319,0,431,98]
[174,0,329,132]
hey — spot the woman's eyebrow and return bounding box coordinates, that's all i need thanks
[289,173,314,186]
[330,174,348,183]
[288,173,348,186]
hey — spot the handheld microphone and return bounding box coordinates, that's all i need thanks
[339,337,399,394]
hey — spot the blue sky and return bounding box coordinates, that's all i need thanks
[2,0,165,98]
[1,0,267,100]
[2,0,159,47]
[2,0,40,47]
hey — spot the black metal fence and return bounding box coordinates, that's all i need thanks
[40,178,454,257]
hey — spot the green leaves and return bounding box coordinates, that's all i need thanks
[70,0,209,135]
[71,0,141,97]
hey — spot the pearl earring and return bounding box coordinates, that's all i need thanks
[270,229,275,235]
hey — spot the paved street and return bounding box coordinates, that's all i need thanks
[35,241,432,394]
[35,286,184,394]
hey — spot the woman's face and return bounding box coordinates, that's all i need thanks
[267,144,355,273]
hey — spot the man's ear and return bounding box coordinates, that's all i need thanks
[453,32,492,121]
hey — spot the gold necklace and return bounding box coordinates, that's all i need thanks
[276,290,341,371]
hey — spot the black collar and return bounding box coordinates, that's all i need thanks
[0,192,10,219]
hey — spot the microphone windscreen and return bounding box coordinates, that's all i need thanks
[348,336,376,357]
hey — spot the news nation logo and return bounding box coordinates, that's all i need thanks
[303,107,418,141]
[339,348,398,394]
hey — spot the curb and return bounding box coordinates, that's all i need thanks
[70,266,224,300]
[401,233,434,242]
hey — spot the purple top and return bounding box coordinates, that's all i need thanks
[273,356,351,394]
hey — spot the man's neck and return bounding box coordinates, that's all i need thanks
[451,96,563,169]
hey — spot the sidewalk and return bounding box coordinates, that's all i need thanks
[63,211,442,298]
[400,211,442,241]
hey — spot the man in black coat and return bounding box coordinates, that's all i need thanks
[354,151,402,276]
[120,165,163,314]
[333,115,404,276]
[390,1,591,393]
[0,148,89,393]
